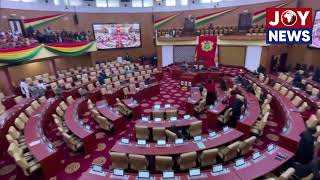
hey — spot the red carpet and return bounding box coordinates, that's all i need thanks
[0,71,284,180]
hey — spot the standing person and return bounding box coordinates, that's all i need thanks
[124,52,130,61]
[219,77,227,91]
[293,128,319,178]
[20,79,30,98]
[141,56,145,65]
[37,80,47,97]
[295,128,316,165]
[98,72,105,85]
[205,78,216,105]
[29,83,39,98]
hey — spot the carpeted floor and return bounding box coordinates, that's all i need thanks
[0,71,284,180]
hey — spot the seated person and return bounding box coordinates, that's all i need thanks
[181,61,188,70]
[292,73,304,89]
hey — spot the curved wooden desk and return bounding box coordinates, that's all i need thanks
[80,145,292,180]
[111,128,243,156]
[24,98,61,178]
[246,74,304,152]
[64,98,96,153]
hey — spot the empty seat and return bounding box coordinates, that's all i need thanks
[135,126,149,140]
[273,83,281,91]
[178,152,197,170]
[298,102,308,112]
[110,152,129,169]
[187,121,202,137]
[66,96,75,105]
[165,130,177,142]
[292,96,303,107]
[62,132,83,152]
[30,101,40,110]
[217,108,232,124]
[56,106,64,117]
[279,86,289,96]
[166,109,178,120]
[14,118,26,131]
[218,141,240,162]
[155,156,173,172]
[198,148,218,167]
[152,127,166,141]
[306,115,319,129]
[152,109,164,120]
[128,154,148,171]
[25,106,34,117]
[238,136,257,155]
[59,101,68,111]
[285,91,295,100]
[14,96,24,104]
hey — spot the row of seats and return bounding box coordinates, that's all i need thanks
[111,136,256,172]
[251,83,272,136]
[279,72,320,97]
[52,96,84,152]
[88,100,114,132]
[6,97,48,175]
[273,82,309,112]
[151,108,178,120]
[135,121,202,141]
[24,60,133,85]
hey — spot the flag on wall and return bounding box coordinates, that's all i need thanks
[195,7,238,27]
[252,0,292,23]
[154,14,180,29]
[195,35,218,67]
[23,14,65,29]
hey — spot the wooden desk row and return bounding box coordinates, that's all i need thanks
[245,74,304,152]
[80,145,293,180]
[64,98,96,154]
[24,98,61,178]
[111,128,243,156]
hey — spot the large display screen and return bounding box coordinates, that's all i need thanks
[93,23,141,50]
[309,10,320,48]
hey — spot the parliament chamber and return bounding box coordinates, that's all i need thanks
[1,0,320,180]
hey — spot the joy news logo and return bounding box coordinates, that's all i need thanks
[266,8,313,44]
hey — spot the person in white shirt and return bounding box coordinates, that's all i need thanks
[20,79,30,98]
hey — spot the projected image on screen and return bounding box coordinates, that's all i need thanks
[93,23,141,49]
[310,11,320,48]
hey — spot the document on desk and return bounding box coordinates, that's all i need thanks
[29,139,41,147]
[196,142,206,150]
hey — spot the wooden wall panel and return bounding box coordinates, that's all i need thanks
[54,55,93,71]
[218,46,246,66]
[8,60,52,86]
